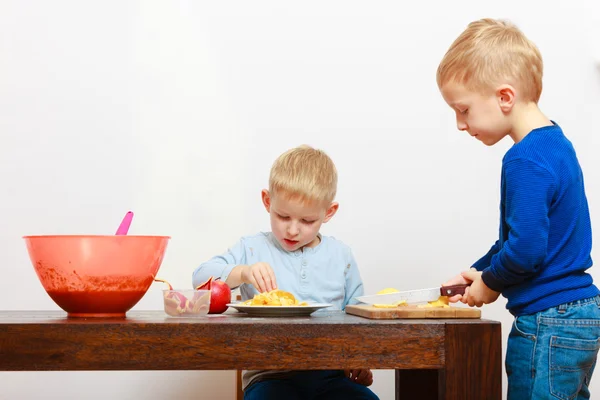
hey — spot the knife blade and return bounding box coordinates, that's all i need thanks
[355,284,469,305]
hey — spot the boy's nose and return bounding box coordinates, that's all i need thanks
[457,119,468,131]
[287,222,299,236]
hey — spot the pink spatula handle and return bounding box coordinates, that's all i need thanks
[115,211,134,235]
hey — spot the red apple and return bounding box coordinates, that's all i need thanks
[196,277,231,314]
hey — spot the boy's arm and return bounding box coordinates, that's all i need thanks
[481,158,555,292]
[342,250,365,308]
[472,241,500,271]
[191,239,248,289]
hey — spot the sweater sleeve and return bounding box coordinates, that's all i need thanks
[191,238,248,289]
[481,158,556,292]
[342,248,365,308]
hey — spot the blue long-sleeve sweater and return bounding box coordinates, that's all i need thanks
[475,122,598,316]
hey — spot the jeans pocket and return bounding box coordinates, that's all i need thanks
[550,336,600,400]
[512,316,536,339]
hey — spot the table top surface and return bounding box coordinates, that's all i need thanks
[0,310,500,325]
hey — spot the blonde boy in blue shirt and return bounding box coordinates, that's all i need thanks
[193,145,378,400]
[437,19,600,399]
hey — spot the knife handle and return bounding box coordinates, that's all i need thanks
[440,284,469,297]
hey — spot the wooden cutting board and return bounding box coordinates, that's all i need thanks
[345,304,481,319]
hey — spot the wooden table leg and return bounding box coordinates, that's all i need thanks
[442,323,502,399]
[236,370,244,400]
[396,369,442,400]
[396,322,502,400]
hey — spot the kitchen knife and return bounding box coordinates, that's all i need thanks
[356,284,469,305]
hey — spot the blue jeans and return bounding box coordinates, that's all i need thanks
[506,295,600,399]
[244,370,379,400]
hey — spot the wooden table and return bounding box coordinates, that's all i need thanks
[0,311,502,399]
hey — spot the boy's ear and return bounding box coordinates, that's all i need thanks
[496,84,516,113]
[323,202,339,223]
[261,189,271,213]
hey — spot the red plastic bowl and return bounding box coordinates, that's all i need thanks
[24,235,170,318]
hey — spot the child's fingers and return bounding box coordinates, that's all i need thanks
[356,369,369,381]
[363,370,374,386]
[467,293,481,307]
[264,267,277,291]
[354,369,373,386]
[459,287,471,304]
[447,294,463,303]
[442,277,461,286]
[461,270,480,282]
[442,273,470,286]
[262,273,273,292]
[448,286,469,303]
[254,271,268,293]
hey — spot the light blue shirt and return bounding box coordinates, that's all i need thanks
[192,232,364,310]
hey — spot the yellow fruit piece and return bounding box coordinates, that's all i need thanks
[241,289,306,306]
[373,303,398,308]
[371,288,404,307]
[418,296,450,308]
[377,288,400,295]
[271,290,296,303]
[372,300,407,308]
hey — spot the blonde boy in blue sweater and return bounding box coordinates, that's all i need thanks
[438,18,600,399]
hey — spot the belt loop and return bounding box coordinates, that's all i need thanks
[558,303,567,313]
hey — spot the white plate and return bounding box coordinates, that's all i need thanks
[226,303,333,317]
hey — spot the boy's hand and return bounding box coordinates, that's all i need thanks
[460,269,501,307]
[442,272,473,303]
[344,369,373,386]
[242,262,277,293]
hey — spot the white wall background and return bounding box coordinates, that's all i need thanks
[1,1,599,399]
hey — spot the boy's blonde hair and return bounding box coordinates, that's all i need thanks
[269,145,337,205]
[437,18,544,103]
